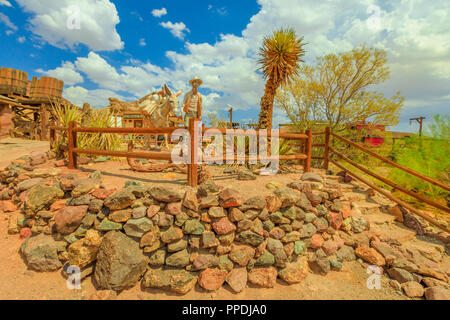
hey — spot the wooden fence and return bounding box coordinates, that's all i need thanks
[49,119,313,188]
[312,127,449,233]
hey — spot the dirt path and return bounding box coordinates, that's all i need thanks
[0,138,49,168]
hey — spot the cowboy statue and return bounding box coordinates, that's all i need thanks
[182,77,203,127]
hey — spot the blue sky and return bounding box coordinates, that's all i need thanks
[1,0,449,133]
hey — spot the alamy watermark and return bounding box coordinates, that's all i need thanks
[66,265,81,290]
[366,265,382,290]
[66,5,81,30]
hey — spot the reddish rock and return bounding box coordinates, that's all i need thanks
[16,174,31,182]
[147,205,160,218]
[219,188,242,208]
[424,287,450,300]
[401,281,424,298]
[355,246,386,266]
[2,200,17,212]
[54,206,88,235]
[322,240,338,255]
[265,195,282,213]
[20,228,32,239]
[229,245,255,266]
[50,199,66,212]
[198,268,228,291]
[330,212,343,230]
[166,202,182,215]
[278,258,309,284]
[248,267,278,288]
[310,234,324,249]
[226,268,248,293]
[229,208,245,222]
[212,218,236,235]
[91,188,116,200]
[182,189,198,211]
[340,205,353,219]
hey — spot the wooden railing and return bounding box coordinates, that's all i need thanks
[313,128,450,233]
[49,120,313,187]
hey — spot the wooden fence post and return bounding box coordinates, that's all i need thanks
[188,118,198,187]
[324,127,330,170]
[305,129,312,172]
[68,121,77,169]
[49,121,56,148]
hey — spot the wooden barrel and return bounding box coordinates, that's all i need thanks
[29,76,64,101]
[0,68,29,96]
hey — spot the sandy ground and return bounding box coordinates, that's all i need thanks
[0,137,50,168]
[0,138,427,300]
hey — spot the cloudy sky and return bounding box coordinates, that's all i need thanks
[1,0,448,132]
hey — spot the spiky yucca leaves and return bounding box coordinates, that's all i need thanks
[51,102,84,154]
[258,28,306,130]
[77,109,123,153]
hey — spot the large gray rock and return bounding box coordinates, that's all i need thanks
[104,189,136,210]
[149,186,183,202]
[20,234,62,271]
[24,185,64,214]
[94,231,148,291]
[16,178,45,192]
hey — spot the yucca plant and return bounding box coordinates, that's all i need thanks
[77,109,123,152]
[50,101,84,155]
[258,28,306,131]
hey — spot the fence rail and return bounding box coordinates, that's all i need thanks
[317,128,450,233]
[49,120,313,187]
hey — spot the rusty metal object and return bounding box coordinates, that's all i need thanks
[126,141,187,173]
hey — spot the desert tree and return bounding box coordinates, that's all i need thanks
[257,28,306,131]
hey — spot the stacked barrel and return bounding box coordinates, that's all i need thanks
[29,76,64,101]
[0,67,29,96]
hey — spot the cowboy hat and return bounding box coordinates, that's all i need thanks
[189,76,203,86]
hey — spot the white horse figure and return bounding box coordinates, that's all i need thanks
[108,84,182,149]
[140,84,182,149]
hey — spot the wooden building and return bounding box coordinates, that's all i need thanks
[0,67,68,140]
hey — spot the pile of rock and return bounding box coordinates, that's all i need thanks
[0,152,449,299]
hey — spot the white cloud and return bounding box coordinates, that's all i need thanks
[36,61,84,86]
[160,21,190,40]
[151,7,167,18]
[15,0,124,51]
[47,0,450,130]
[63,86,129,107]
[139,38,146,47]
[17,36,26,43]
[0,12,17,31]
[0,0,12,7]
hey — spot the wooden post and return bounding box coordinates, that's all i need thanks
[68,121,77,169]
[305,129,312,172]
[49,121,56,147]
[40,104,49,141]
[324,127,330,170]
[188,118,198,187]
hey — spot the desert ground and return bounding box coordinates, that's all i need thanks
[0,138,448,300]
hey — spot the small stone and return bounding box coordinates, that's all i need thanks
[208,206,225,218]
[401,281,425,298]
[355,246,385,266]
[278,258,309,284]
[99,219,123,231]
[109,209,132,223]
[183,219,205,235]
[248,267,277,288]
[424,287,450,300]
[165,249,190,268]
[160,226,184,244]
[212,218,236,235]
[198,268,228,291]
[229,245,255,266]
[226,268,247,293]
